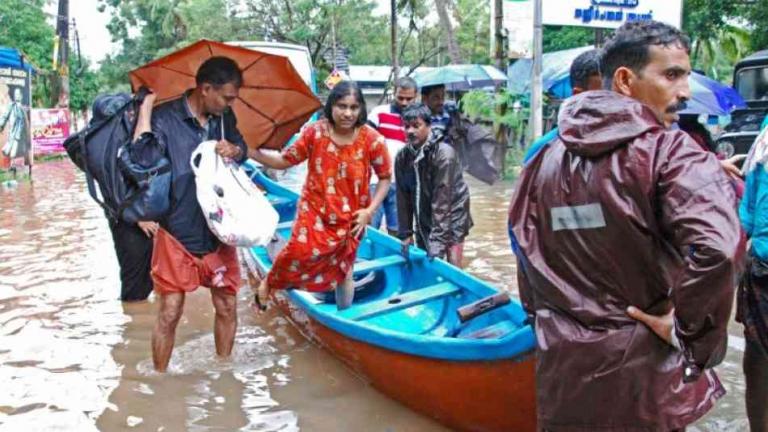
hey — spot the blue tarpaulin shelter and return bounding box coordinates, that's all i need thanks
[507,45,747,116]
[0,46,36,74]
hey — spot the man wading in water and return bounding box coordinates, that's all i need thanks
[509,21,744,431]
[133,57,248,372]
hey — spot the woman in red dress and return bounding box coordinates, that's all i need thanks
[250,81,393,310]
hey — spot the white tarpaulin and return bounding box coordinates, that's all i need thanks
[503,0,534,59]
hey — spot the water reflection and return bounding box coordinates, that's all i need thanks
[0,160,749,431]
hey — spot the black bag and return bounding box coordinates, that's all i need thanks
[63,89,171,223]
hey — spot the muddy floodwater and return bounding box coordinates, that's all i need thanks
[0,160,749,431]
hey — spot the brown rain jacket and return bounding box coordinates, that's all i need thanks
[508,91,745,431]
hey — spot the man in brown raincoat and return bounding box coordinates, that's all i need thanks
[508,21,745,431]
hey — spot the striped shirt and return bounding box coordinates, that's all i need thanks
[368,104,407,183]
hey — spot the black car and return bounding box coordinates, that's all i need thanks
[716,50,768,157]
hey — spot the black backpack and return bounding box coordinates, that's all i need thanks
[64,89,171,223]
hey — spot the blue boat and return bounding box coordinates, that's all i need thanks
[242,165,537,432]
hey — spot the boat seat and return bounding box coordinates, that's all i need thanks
[268,196,293,207]
[456,320,518,340]
[339,282,460,321]
[352,255,406,276]
[276,221,294,230]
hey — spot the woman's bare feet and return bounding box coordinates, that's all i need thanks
[254,280,270,312]
[335,272,355,310]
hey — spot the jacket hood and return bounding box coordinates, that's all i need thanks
[558,90,663,157]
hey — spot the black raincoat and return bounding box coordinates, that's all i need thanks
[396,130,473,258]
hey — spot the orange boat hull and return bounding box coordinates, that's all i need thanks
[274,293,537,432]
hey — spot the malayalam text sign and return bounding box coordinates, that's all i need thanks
[543,0,682,29]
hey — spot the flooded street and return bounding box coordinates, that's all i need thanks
[0,160,749,431]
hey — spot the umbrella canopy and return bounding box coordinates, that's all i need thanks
[413,64,507,91]
[684,73,747,116]
[129,39,321,150]
[507,46,594,98]
[507,45,747,116]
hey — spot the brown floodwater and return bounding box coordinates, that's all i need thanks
[0,160,748,431]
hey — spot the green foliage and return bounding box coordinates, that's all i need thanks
[461,89,530,178]
[543,26,594,53]
[691,25,751,83]
[0,0,55,106]
[0,0,54,70]
[454,0,491,63]
[461,89,528,135]
[69,57,102,113]
[683,0,742,45]
[739,0,768,51]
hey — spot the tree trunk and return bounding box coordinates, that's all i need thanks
[391,0,399,78]
[435,0,463,64]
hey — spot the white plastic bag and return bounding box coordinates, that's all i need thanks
[190,139,278,247]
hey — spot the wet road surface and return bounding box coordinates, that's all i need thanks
[0,160,748,431]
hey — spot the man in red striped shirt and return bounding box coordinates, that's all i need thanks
[367,77,418,235]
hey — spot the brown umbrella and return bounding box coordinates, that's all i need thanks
[129,39,321,150]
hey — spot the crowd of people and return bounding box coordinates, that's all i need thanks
[100,18,768,432]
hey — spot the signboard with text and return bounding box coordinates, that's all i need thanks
[31,108,70,155]
[0,66,32,170]
[542,0,682,29]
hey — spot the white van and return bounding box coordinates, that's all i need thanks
[226,41,317,94]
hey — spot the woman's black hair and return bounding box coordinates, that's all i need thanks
[323,80,367,127]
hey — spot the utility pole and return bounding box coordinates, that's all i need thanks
[391,0,399,79]
[530,0,543,139]
[53,0,70,108]
[493,0,504,69]
[594,28,605,48]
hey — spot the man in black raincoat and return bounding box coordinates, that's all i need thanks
[396,103,472,267]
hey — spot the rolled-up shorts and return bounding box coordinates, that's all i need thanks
[151,228,241,296]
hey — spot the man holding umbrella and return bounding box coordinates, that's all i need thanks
[133,57,248,372]
[128,40,319,372]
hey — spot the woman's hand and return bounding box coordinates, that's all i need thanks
[137,221,159,238]
[215,140,243,160]
[351,207,373,239]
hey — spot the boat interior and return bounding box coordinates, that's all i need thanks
[245,170,531,349]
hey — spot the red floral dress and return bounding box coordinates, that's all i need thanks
[267,120,392,292]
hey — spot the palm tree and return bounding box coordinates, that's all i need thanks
[691,25,751,83]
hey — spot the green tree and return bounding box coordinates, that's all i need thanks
[0,0,54,70]
[69,57,102,114]
[738,0,768,51]
[543,26,594,53]
[454,0,491,63]
[0,0,56,106]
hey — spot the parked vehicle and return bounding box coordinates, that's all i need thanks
[716,50,768,157]
[226,41,317,94]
